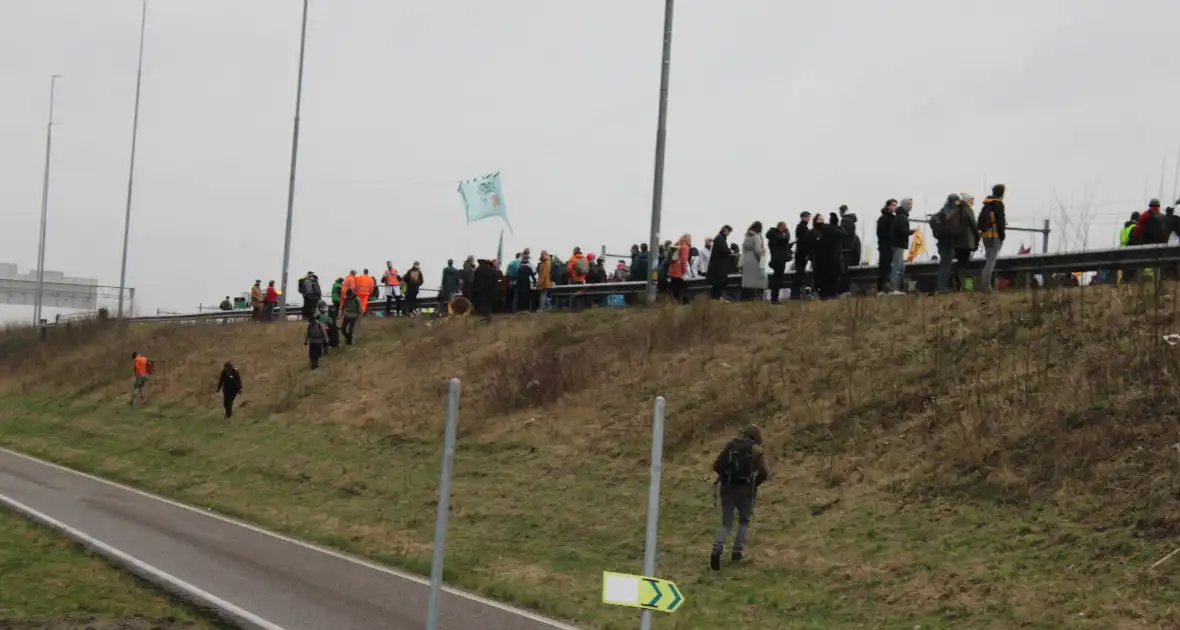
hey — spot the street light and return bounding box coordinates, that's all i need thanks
[33,74,62,327]
[278,0,310,319]
[644,0,675,306]
[117,0,148,319]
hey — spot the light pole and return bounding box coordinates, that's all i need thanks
[33,74,62,328]
[278,0,309,319]
[645,0,675,305]
[117,0,148,319]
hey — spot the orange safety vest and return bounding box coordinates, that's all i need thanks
[134,356,150,376]
[355,274,375,296]
[383,268,400,286]
[342,274,356,297]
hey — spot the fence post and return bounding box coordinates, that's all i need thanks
[639,396,666,630]
[426,378,461,630]
[1042,218,1050,254]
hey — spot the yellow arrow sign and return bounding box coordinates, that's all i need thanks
[601,571,684,613]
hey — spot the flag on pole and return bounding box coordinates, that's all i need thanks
[906,229,926,262]
[1018,244,1031,255]
[496,228,504,263]
[458,171,512,232]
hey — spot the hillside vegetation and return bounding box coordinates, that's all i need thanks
[1,285,1179,629]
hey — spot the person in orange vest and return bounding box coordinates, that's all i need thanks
[567,247,590,284]
[382,261,402,316]
[354,268,376,314]
[130,351,152,406]
[341,270,357,317]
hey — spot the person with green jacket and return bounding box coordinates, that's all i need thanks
[330,278,344,320]
[340,290,361,345]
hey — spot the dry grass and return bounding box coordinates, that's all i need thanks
[1,283,1180,629]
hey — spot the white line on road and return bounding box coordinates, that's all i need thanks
[0,446,583,630]
[0,491,287,630]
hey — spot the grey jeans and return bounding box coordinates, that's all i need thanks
[131,375,149,404]
[980,238,1002,291]
[890,247,906,292]
[713,484,756,555]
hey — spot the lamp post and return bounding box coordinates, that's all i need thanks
[117,0,148,319]
[644,0,675,305]
[33,74,62,327]
[277,0,310,319]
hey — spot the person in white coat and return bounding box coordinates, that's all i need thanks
[741,222,768,300]
[693,237,713,279]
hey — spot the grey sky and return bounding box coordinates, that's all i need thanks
[2,0,1179,315]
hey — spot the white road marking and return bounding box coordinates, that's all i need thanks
[0,446,582,630]
[0,491,287,630]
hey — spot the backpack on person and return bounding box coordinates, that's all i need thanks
[668,246,681,264]
[943,205,966,238]
[719,437,756,486]
[574,256,590,276]
[977,205,993,232]
[145,360,155,375]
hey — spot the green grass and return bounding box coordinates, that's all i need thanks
[1,395,1177,630]
[0,502,220,629]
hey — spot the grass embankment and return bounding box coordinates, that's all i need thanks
[0,507,219,630]
[1,286,1179,629]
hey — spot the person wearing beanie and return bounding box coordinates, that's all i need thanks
[876,200,897,294]
[1133,198,1170,246]
[792,212,812,299]
[979,184,1007,292]
[710,423,771,571]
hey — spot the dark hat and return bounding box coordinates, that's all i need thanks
[800,211,811,218]
[1149,198,1161,208]
[839,204,848,213]
[741,424,764,445]
[992,183,1006,197]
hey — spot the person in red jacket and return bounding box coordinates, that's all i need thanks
[264,280,279,321]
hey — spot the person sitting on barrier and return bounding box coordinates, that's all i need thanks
[711,424,771,571]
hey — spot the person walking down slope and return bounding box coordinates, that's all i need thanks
[305,317,328,369]
[216,361,243,418]
[298,272,321,320]
[707,225,734,300]
[711,424,771,571]
[129,352,152,406]
[440,259,461,308]
[340,290,361,345]
[330,277,343,321]
[741,222,768,301]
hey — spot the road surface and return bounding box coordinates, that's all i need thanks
[0,447,580,630]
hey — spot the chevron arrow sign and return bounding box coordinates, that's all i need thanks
[601,571,684,613]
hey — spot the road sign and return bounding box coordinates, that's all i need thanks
[602,571,683,613]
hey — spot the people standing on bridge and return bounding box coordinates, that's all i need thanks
[382,262,402,316]
[537,251,553,310]
[889,199,916,295]
[264,281,279,320]
[707,225,733,300]
[299,272,321,321]
[352,269,374,316]
[403,262,424,316]
[710,424,771,571]
[810,214,845,299]
[461,256,476,302]
[567,247,590,285]
[515,253,537,312]
[340,289,361,345]
[440,259,460,308]
[978,184,1007,292]
[876,200,897,295]
[472,258,496,320]
[792,213,811,299]
[839,206,861,295]
[250,280,264,322]
[216,361,243,419]
[219,296,233,311]
[130,352,152,406]
[741,223,767,301]
[1132,199,1170,246]
[766,222,791,303]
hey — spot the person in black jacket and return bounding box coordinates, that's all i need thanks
[440,259,461,307]
[706,225,733,299]
[888,199,916,294]
[838,205,860,294]
[765,222,792,303]
[811,214,846,299]
[472,259,496,319]
[791,212,812,299]
[215,361,243,419]
[876,200,897,294]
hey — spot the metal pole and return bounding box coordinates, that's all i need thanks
[639,396,666,630]
[117,0,148,320]
[644,0,675,305]
[426,378,462,630]
[34,75,62,328]
[1041,219,1050,254]
[278,0,309,319]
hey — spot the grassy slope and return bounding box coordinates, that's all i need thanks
[1,286,1179,629]
[0,507,218,629]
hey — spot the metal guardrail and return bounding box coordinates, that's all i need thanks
[103,245,1180,324]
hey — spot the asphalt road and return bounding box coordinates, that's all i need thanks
[0,448,580,630]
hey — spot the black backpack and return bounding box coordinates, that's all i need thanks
[719,438,756,485]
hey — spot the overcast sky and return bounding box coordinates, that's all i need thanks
[2,0,1179,315]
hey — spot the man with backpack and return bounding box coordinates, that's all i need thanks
[978,184,1007,292]
[710,424,771,571]
[931,193,979,292]
[403,262,425,316]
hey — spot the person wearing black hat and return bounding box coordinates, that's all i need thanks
[706,225,734,299]
[765,221,793,303]
[403,261,424,316]
[216,361,243,419]
[1132,198,1170,246]
[876,200,897,294]
[792,212,812,299]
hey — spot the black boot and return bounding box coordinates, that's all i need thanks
[710,551,721,571]
[731,551,743,563]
